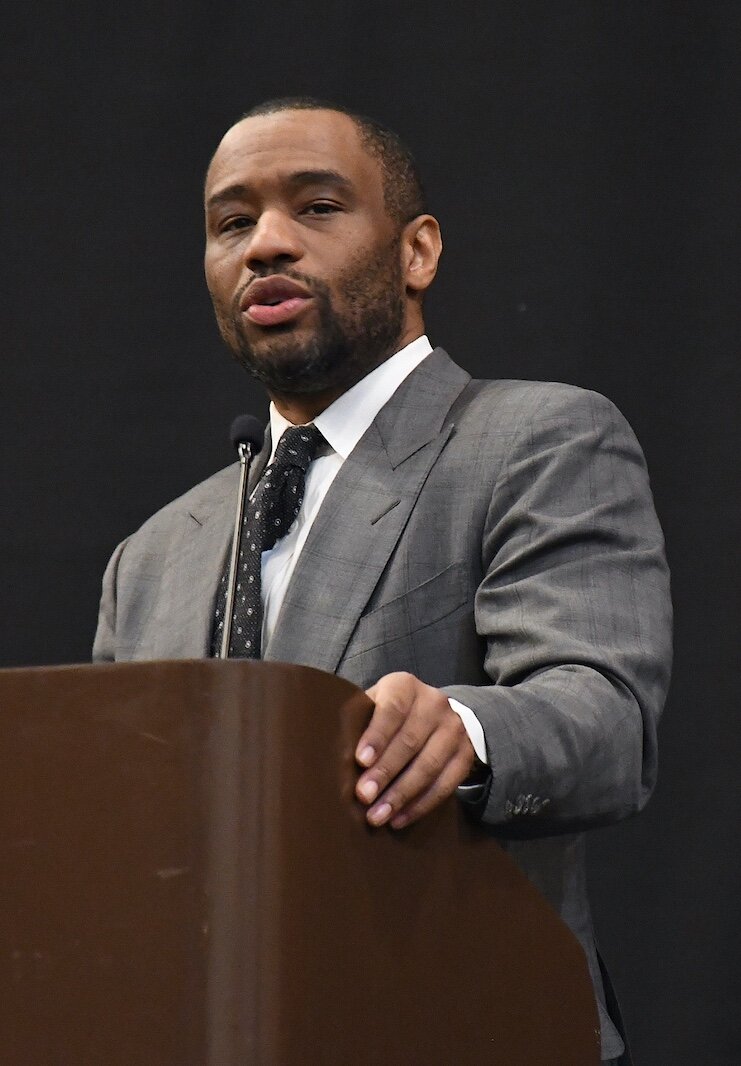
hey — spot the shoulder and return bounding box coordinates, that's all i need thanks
[126,462,239,546]
[424,349,628,429]
[465,376,622,417]
[451,375,633,443]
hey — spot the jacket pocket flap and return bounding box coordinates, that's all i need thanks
[347,561,469,657]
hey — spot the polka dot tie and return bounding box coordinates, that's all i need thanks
[211,424,325,658]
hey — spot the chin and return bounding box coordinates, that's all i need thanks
[234,341,341,394]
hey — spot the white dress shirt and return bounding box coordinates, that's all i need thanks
[258,335,488,766]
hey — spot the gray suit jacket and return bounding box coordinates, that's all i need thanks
[94,349,672,1059]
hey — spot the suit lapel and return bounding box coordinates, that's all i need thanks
[265,349,470,672]
[135,431,272,659]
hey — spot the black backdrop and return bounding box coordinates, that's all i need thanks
[3,3,739,1062]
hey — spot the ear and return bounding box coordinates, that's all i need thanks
[402,215,443,295]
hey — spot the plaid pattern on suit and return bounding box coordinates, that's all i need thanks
[94,349,671,1060]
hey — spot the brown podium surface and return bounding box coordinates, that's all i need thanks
[0,660,600,1065]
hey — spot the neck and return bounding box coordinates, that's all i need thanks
[269,387,346,426]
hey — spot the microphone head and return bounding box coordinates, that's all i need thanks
[229,414,264,454]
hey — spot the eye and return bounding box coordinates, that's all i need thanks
[219,215,254,234]
[302,201,341,217]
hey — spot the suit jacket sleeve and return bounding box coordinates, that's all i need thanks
[443,387,672,834]
[92,537,129,663]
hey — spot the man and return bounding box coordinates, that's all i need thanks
[94,98,672,1063]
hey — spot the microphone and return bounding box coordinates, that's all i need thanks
[219,415,265,659]
[229,414,264,455]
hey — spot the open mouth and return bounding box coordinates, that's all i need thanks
[244,295,312,327]
[241,277,314,327]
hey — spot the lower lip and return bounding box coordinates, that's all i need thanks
[244,297,312,326]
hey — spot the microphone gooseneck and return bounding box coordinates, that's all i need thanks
[219,415,265,659]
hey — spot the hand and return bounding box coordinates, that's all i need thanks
[355,671,476,829]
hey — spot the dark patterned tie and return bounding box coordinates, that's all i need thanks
[212,424,325,658]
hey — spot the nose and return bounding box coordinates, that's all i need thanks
[244,209,303,270]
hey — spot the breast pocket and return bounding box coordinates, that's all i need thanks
[344,561,470,660]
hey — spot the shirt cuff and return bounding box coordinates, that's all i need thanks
[448,698,491,803]
[448,697,488,764]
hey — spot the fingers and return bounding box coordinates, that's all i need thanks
[355,672,476,829]
[356,672,424,772]
[356,673,443,796]
[387,745,475,829]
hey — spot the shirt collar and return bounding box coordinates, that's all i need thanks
[268,334,433,460]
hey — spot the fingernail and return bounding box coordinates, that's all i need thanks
[368,802,392,826]
[391,813,409,829]
[358,779,378,803]
[357,745,375,766]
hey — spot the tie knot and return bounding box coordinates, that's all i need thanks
[271,424,324,474]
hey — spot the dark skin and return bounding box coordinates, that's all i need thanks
[204,109,475,828]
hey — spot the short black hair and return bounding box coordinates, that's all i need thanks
[240,96,427,227]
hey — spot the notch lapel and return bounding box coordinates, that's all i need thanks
[265,349,470,672]
[133,431,272,659]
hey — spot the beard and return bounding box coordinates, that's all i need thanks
[211,238,406,395]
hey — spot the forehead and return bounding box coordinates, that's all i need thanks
[205,109,384,201]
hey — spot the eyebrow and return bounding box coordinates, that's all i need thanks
[206,169,355,211]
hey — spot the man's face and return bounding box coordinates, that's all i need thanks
[204,109,407,396]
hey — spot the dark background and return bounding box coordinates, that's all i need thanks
[2,3,739,1062]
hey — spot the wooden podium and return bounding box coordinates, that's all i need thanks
[0,661,600,1065]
